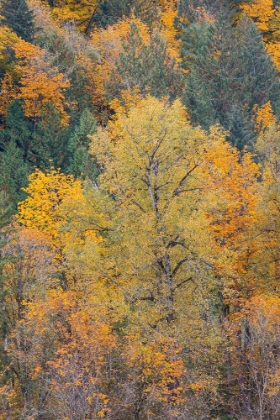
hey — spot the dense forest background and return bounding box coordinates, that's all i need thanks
[0,0,280,418]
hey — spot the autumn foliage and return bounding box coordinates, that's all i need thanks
[0,0,280,419]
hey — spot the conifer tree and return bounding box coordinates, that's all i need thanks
[107,22,184,102]
[93,0,161,28]
[0,100,33,160]
[0,101,31,205]
[177,0,252,21]
[0,140,29,205]
[0,0,35,43]
[68,108,98,180]
[31,103,70,171]
[181,15,280,149]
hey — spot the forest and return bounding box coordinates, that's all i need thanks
[0,0,280,418]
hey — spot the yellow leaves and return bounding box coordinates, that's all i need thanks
[240,0,274,32]
[160,7,180,56]
[17,169,80,242]
[239,0,280,67]
[189,380,209,394]
[90,96,198,211]
[40,0,98,32]
[255,101,276,131]
[246,294,280,327]
[20,71,69,123]
[256,120,280,182]
[125,335,185,405]
[109,87,143,115]
[0,26,19,60]
[0,73,18,117]
[16,168,109,294]
[12,38,39,61]
[267,41,280,71]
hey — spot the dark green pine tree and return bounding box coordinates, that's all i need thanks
[0,100,33,160]
[181,14,280,149]
[92,0,130,28]
[68,108,99,180]
[107,22,184,102]
[92,0,160,29]
[0,0,35,43]
[30,103,70,171]
[0,100,31,205]
[177,0,253,22]
[0,140,29,205]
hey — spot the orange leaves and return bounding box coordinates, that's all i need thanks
[26,288,117,419]
[204,135,260,258]
[18,70,69,124]
[13,40,70,123]
[123,335,186,415]
[0,9,71,124]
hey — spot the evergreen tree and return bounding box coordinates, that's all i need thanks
[0,0,35,43]
[177,0,252,22]
[0,100,33,159]
[225,104,256,151]
[66,68,93,120]
[181,15,280,149]
[31,103,70,171]
[107,22,184,102]
[0,140,29,205]
[68,108,98,180]
[93,0,161,29]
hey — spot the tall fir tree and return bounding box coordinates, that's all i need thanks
[0,0,35,43]
[0,140,29,205]
[107,22,184,102]
[0,100,33,160]
[68,108,99,180]
[177,0,253,22]
[181,14,280,149]
[92,0,161,29]
[31,103,70,171]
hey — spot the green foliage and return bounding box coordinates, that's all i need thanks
[181,15,280,149]
[93,0,161,28]
[107,22,184,102]
[68,108,99,180]
[31,103,70,170]
[0,140,29,205]
[0,100,33,159]
[177,0,253,21]
[0,0,35,43]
